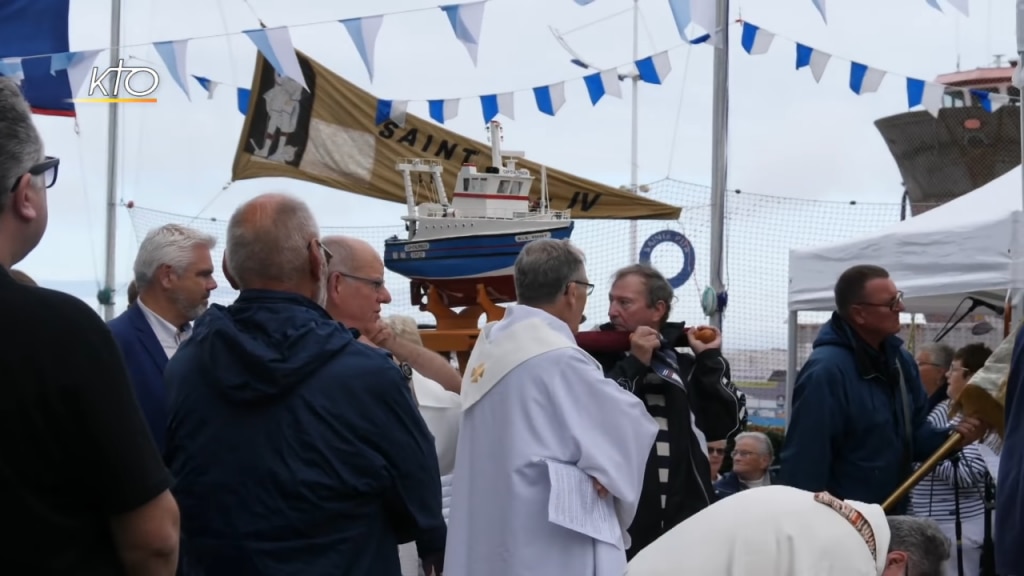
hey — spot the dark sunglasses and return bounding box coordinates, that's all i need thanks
[9,156,59,193]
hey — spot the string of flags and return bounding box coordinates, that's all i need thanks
[739,21,1020,116]
[806,0,969,24]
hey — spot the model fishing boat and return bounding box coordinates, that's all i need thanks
[384,121,575,308]
[874,58,1020,217]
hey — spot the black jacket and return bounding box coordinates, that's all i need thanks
[591,322,745,559]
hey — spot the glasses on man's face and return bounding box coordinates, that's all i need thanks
[731,450,759,459]
[336,271,386,292]
[855,290,904,312]
[9,156,60,193]
[707,447,727,456]
[571,280,595,296]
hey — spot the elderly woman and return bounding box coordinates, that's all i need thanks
[384,315,461,576]
[910,342,999,576]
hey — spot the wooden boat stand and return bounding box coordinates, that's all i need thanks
[418,284,505,373]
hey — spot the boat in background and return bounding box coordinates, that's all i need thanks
[874,57,1020,217]
[384,121,575,308]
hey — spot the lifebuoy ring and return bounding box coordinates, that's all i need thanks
[638,230,695,289]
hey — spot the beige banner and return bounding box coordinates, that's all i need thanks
[231,52,681,221]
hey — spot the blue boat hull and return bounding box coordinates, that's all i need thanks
[384,223,574,307]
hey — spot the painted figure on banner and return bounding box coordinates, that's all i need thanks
[244,58,315,168]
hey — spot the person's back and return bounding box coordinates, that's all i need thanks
[0,273,177,573]
[997,327,1024,574]
[165,193,445,575]
[0,76,178,575]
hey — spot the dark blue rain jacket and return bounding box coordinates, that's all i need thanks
[164,290,445,575]
[996,326,1024,575]
[778,313,951,513]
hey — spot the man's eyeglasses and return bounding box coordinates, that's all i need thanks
[309,239,333,266]
[856,290,903,311]
[336,271,386,292]
[707,447,727,456]
[9,156,60,193]
[571,280,595,295]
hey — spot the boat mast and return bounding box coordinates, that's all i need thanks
[628,0,640,263]
[488,120,503,167]
[100,0,122,321]
[707,0,729,331]
[540,164,549,214]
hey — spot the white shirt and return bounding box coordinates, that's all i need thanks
[137,298,190,359]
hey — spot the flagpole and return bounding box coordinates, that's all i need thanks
[708,0,729,330]
[101,0,122,321]
[1018,0,1023,210]
[628,0,640,264]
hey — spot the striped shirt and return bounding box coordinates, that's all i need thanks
[642,381,671,510]
[910,399,999,522]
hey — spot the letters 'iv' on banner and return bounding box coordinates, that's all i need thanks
[230,52,682,221]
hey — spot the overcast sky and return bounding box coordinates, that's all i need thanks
[12,0,1016,343]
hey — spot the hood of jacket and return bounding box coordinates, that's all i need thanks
[182,289,353,403]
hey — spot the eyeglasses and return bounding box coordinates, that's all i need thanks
[731,450,761,459]
[571,280,595,295]
[707,447,727,456]
[336,271,386,292]
[856,290,904,311]
[308,239,333,266]
[9,156,59,193]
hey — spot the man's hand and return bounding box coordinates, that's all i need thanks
[592,478,609,499]
[421,551,444,576]
[686,325,722,354]
[364,319,395,350]
[954,416,989,447]
[629,326,661,366]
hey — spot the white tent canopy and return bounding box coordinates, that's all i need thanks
[788,166,1024,315]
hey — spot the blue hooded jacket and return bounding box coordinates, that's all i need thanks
[164,290,445,575]
[778,313,951,513]
[996,326,1024,574]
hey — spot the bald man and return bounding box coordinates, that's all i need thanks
[164,194,446,575]
[322,235,460,393]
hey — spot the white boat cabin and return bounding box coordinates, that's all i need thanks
[448,163,535,219]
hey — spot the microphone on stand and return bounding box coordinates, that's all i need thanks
[967,296,1005,316]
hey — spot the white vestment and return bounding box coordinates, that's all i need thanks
[626,485,891,576]
[445,305,658,576]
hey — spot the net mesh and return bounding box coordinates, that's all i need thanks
[126,181,1007,426]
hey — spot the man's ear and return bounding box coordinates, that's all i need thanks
[9,175,38,222]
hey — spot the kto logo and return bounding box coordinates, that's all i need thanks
[75,59,160,104]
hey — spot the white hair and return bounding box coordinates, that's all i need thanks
[0,78,44,212]
[133,224,217,291]
[734,431,774,462]
[225,193,320,289]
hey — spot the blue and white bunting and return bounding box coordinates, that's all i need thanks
[192,75,250,115]
[811,0,827,23]
[375,99,409,127]
[740,23,774,55]
[533,82,566,116]
[341,16,384,82]
[690,0,719,46]
[441,1,487,66]
[243,26,308,90]
[50,49,102,97]
[0,58,24,82]
[925,0,943,12]
[795,44,830,83]
[971,90,1012,113]
[583,69,622,104]
[947,0,969,16]
[848,62,885,95]
[636,52,672,84]
[479,92,514,122]
[667,0,692,40]
[905,78,944,116]
[428,99,460,124]
[153,39,190,100]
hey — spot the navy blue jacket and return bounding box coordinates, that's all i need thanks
[108,303,169,451]
[778,313,950,513]
[996,326,1024,574]
[164,290,445,575]
[713,467,780,499]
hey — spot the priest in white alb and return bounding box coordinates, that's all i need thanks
[444,238,659,576]
[626,485,952,576]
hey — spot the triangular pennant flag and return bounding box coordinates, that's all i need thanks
[636,52,672,84]
[55,50,102,98]
[848,62,885,94]
[924,0,943,11]
[428,98,460,124]
[441,1,487,65]
[243,27,309,90]
[153,39,191,100]
[811,0,827,23]
[533,82,566,116]
[740,23,775,55]
[796,44,830,83]
[192,75,219,99]
[341,16,384,82]
[375,99,408,127]
[236,88,250,115]
[497,91,514,120]
[946,0,969,16]
[667,0,691,40]
[691,0,718,45]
